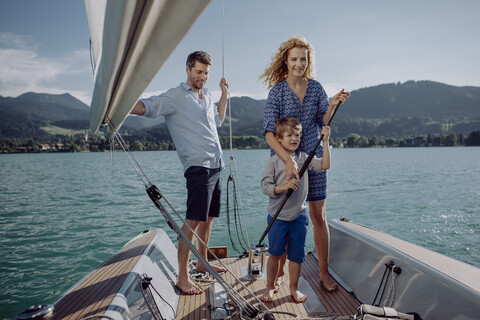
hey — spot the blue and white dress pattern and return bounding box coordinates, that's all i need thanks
[263,79,330,201]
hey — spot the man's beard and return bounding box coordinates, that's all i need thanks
[191,80,205,90]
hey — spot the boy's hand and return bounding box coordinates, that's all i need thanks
[321,126,331,141]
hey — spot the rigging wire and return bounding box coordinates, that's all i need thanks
[221,0,251,256]
[97,2,273,316]
[104,118,272,318]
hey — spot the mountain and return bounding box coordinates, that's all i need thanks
[0,92,90,138]
[338,80,479,119]
[333,80,480,137]
[0,92,89,122]
[0,80,479,140]
[0,92,161,137]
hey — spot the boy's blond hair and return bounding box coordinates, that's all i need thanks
[274,117,302,139]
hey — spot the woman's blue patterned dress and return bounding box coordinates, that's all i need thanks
[263,79,330,201]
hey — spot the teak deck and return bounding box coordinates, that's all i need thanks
[51,231,155,320]
[177,252,359,319]
[51,230,359,319]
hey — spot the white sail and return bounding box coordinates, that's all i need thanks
[85,0,210,133]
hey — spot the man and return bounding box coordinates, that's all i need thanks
[130,51,229,295]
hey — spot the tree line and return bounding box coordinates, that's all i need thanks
[1,131,479,153]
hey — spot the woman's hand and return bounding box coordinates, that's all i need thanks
[324,89,350,124]
[330,89,350,108]
[321,126,331,141]
[285,159,300,183]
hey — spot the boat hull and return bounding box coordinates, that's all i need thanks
[328,219,480,320]
[25,220,480,320]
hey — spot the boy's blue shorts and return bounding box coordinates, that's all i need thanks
[267,211,309,264]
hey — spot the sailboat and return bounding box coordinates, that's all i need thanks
[15,1,480,320]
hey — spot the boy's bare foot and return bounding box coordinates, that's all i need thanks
[176,279,204,295]
[291,289,307,303]
[259,288,275,303]
[273,276,285,293]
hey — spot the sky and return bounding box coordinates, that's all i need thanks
[0,0,479,105]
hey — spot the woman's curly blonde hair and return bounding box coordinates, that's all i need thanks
[260,35,316,89]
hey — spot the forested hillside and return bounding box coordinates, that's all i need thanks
[1,80,479,152]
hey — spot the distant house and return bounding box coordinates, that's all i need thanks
[38,144,51,151]
[55,143,64,150]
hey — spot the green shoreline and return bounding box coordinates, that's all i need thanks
[1,131,479,153]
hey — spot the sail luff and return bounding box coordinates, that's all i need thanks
[85,0,211,134]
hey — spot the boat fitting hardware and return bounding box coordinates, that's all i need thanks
[15,304,54,320]
[245,243,268,279]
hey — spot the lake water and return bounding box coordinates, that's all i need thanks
[1,147,479,319]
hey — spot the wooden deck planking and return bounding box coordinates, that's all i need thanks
[52,230,358,320]
[301,252,359,316]
[198,254,360,320]
[52,231,155,320]
[212,258,307,318]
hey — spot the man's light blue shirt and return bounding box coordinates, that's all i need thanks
[140,82,225,172]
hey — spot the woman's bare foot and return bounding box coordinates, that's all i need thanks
[176,279,204,295]
[259,288,276,303]
[291,289,307,303]
[320,274,338,292]
[274,276,285,293]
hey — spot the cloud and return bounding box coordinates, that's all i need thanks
[0,32,34,50]
[0,32,91,103]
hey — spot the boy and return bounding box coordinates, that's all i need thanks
[260,117,331,303]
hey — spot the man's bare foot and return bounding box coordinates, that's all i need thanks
[196,264,227,273]
[259,288,275,303]
[176,279,204,295]
[273,276,285,293]
[291,289,307,303]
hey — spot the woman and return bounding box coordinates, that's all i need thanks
[261,35,349,292]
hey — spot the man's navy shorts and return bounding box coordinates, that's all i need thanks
[184,166,222,222]
[266,211,309,264]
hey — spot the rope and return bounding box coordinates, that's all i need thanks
[372,265,389,306]
[140,273,176,320]
[221,0,225,78]
[384,272,397,307]
[226,178,244,254]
